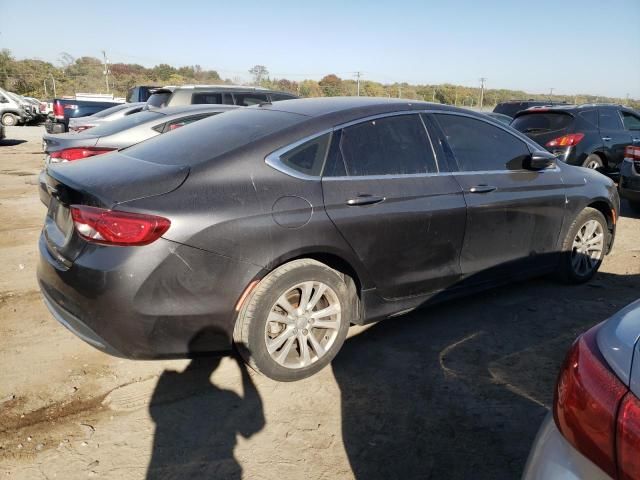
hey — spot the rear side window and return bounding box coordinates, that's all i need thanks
[335,114,437,176]
[233,93,269,106]
[622,111,640,130]
[599,109,623,130]
[191,93,223,105]
[279,134,330,176]
[511,112,574,133]
[435,114,530,171]
[152,113,218,134]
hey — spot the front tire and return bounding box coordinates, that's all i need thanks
[558,207,608,284]
[1,113,17,127]
[233,259,357,382]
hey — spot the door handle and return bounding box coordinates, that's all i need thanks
[602,136,612,141]
[469,185,497,194]
[346,194,386,206]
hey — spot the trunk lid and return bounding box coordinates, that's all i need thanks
[43,152,189,263]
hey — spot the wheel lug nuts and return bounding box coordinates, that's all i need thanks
[303,329,308,335]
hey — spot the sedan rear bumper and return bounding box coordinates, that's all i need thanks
[521,413,610,480]
[37,233,265,359]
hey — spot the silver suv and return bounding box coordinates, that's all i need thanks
[146,85,297,108]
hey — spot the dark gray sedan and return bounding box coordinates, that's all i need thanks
[37,97,620,381]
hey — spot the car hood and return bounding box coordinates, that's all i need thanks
[597,299,640,392]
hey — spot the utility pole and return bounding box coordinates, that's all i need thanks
[432,88,436,102]
[398,86,402,98]
[479,77,486,110]
[354,71,362,97]
[454,88,458,106]
[102,50,110,93]
[549,87,554,98]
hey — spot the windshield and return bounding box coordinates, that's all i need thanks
[147,92,172,108]
[83,110,164,137]
[511,112,574,133]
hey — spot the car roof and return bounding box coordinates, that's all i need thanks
[255,96,462,119]
[147,104,240,116]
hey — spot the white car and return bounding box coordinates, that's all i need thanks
[522,299,640,479]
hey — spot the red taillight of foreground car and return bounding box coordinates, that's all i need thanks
[617,392,640,480]
[50,147,115,162]
[70,205,170,246]
[71,126,94,133]
[553,325,628,478]
[546,133,585,148]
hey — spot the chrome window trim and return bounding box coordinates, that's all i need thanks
[264,108,551,180]
[264,128,333,181]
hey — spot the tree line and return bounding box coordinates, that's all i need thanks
[1,50,637,110]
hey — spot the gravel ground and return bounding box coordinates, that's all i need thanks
[1,126,639,480]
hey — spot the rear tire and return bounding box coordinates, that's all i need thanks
[233,259,357,382]
[582,154,604,170]
[557,207,608,284]
[1,113,17,127]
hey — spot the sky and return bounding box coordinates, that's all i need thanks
[1,0,639,99]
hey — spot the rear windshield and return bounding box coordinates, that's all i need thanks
[147,92,172,108]
[83,110,164,137]
[126,108,303,167]
[511,112,574,134]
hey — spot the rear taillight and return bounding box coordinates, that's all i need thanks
[617,392,640,480]
[546,133,585,148]
[70,205,170,246]
[53,101,64,119]
[71,126,93,133]
[553,325,628,478]
[50,147,115,162]
[625,145,640,161]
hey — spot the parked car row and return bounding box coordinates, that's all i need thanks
[0,87,47,126]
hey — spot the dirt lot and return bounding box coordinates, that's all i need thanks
[1,125,639,480]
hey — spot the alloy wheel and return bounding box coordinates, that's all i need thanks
[264,281,341,369]
[571,219,604,276]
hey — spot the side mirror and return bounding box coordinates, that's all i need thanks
[527,151,556,170]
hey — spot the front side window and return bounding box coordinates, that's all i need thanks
[335,114,437,176]
[435,114,530,171]
[622,111,640,131]
[599,109,623,130]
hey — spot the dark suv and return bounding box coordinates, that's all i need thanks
[146,85,298,108]
[494,100,568,118]
[511,104,640,171]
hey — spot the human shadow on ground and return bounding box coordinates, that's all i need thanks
[334,269,640,480]
[146,333,264,480]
